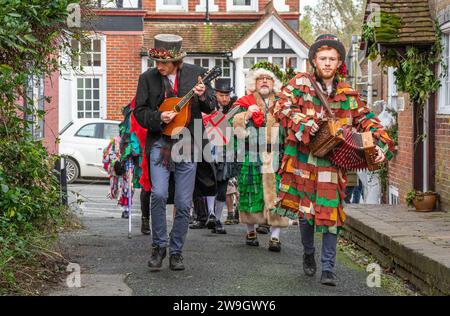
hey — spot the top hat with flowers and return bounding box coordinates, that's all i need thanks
[148,34,187,62]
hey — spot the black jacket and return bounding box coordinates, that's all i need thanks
[133,63,215,156]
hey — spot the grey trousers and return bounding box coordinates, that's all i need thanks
[299,219,338,272]
[149,138,197,255]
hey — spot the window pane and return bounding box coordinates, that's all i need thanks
[93,39,101,52]
[78,112,84,118]
[243,57,255,69]
[194,59,201,67]
[234,0,251,5]
[81,40,91,53]
[85,79,92,88]
[256,57,268,63]
[202,59,209,68]
[93,101,100,111]
[287,57,297,69]
[86,90,92,99]
[86,101,92,111]
[71,39,79,51]
[223,69,230,77]
[215,59,222,67]
[93,79,99,89]
[93,112,100,118]
[77,101,84,111]
[93,54,101,67]
[103,124,119,140]
[164,0,181,4]
[76,124,96,138]
[81,54,90,67]
[93,90,100,100]
[85,112,92,118]
[77,78,83,88]
[223,60,230,67]
[272,57,283,68]
[77,89,84,99]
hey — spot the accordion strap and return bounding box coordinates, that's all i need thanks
[308,74,335,119]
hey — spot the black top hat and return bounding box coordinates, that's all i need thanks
[149,34,187,62]
[214,78,233,93]
[308,34,346,67]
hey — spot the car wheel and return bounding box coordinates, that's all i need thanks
[66,157,80,184]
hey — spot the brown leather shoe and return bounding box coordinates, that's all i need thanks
[246,231,259,246]
[268,237,281,252]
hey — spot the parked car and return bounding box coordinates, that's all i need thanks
[59,119,121,183]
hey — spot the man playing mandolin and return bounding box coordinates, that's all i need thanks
[134,34,215,271]
[273,34,395,286]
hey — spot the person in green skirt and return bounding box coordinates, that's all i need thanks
[231,62,289,252]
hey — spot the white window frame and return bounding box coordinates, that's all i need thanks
[69,35,107,121]
[76,77,102,119]
[226,0,258,12]
[99,0,140,8]
[193,58,211,70]
[196,0,219,12]
[439,24,450,115]
[156,0,188,12]
[214,58,232,80]
[388,185,399,205]
[242,54,300,71]
[141,56,155,73]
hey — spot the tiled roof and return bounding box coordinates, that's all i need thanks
[143,22,256,53]
[365,0,435,45]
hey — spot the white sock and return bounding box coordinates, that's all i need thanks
[214,200,225,221]
[246,224,255,233]
[271,227,281,239]
[206,196,215,216]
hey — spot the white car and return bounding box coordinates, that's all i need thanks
[59,119,121,183]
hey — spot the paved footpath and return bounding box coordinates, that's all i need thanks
[345,204,450,295]
[48,183,392,296]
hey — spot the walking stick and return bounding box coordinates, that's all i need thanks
[127,158,134,239]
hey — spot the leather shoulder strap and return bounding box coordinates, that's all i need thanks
[307,74,335,119]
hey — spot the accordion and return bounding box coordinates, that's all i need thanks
[310,122,380,171]
[306,74,380,171]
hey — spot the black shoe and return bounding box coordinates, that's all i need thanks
[141,217,151,235]
[320,271,337,286]
[189,221,206,229]
[256,225,270,234]
[148,245,166,270]
[206,214,216,229]
[245,231,259,246]
[303,253,317,277]
[212,220,227,234]
[121,210,129,219]
[268,237,281,252]
[169,254,185,271]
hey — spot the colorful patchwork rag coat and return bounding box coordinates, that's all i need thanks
[231,92,289,228]
[272,73,395,234]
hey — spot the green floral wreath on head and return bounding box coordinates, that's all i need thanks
[251,61,284,81]
[251,61,298,85]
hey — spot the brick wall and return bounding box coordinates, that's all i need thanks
[430,0,450,212]
[142,0,299,13]
[388,94,414,205]
[106,34,143,121]
[43,71,59,154]
[435,115,450,211]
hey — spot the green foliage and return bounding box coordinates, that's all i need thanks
[363,18,444,144]
[0,0,92,293]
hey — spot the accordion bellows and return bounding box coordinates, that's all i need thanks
[310,121,380,171]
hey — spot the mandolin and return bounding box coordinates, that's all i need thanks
[160,66,222,136]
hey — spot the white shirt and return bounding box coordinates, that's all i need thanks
[167,74,176,88]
